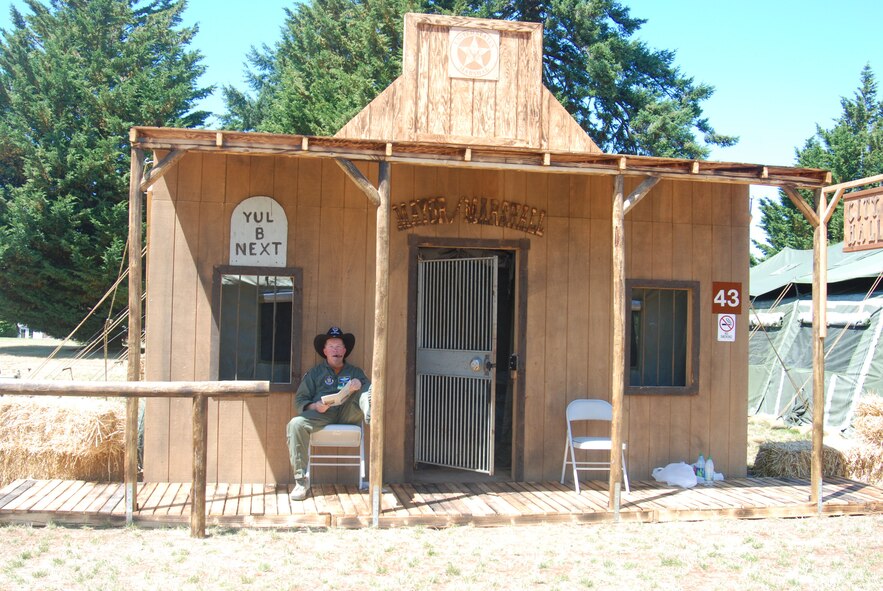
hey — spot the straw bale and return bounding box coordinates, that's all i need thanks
[0,396,125,484]
[846,442,883,485]
[845,396,883,485]
[752,441,848,479]
[852,396,883,444]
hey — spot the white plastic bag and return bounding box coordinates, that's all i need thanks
[652,462,698,488]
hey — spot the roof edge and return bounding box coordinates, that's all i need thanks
[130,126,831,188]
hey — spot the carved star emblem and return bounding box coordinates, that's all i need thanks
[457,35,491,71]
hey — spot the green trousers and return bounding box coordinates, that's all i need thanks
[286,392,369,480]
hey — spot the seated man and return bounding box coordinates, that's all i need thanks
[286,326,371,501]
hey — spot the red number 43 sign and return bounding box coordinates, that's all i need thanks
[712,282,742,314]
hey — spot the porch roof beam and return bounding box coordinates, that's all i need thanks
[783,186,820,228]
[823,188,845,226]
[335,158,381,206]
[821,172,883,194]
[131,127,830,189]
[622,175,661,216]
[139,149,186,192]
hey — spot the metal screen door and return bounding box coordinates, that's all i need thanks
[415,255,498,474]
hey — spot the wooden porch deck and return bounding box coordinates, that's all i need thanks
[1,477,881,529]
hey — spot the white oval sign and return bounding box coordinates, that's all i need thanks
[230,196,287,267]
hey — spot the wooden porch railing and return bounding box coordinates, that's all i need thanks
[0,380,269,537]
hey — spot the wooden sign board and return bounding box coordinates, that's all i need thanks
[843,186,883,252]
[712,282,742,315]
[229,195,287,267]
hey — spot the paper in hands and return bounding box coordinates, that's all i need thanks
[321,378,362,407]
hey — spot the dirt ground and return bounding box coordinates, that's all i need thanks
[1,338,881,590]
[0,515,880,590]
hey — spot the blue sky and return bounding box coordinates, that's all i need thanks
[3,0,882,245]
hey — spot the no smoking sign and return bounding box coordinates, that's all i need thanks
[718,314,736,342]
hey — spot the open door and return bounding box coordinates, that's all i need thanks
[415,255,498,474]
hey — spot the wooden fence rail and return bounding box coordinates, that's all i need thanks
[0,380,270,537]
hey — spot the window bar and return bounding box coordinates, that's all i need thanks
[270,275,278,381]
[651,291,658,386]
[234,275,243,380]
[252,276,260,380]
[670,291,676,385]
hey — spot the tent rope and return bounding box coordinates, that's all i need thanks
[28,246,146,379]
[772,271,883,420]
[748,294,806,405]
[749,283,792,340]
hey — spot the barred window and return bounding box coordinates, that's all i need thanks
[626,281,699,395]
[214,267,302,384]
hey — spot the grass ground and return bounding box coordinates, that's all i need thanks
[0,336,126,381]
[0,516,882,591]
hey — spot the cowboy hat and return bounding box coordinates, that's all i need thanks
[313,326,355,359]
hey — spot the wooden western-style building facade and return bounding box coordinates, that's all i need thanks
[130,14,832,501]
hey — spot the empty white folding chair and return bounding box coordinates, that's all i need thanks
[307,423,365,489]
[561,399,629,494]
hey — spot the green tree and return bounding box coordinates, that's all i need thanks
[222,0,735,158]
[0,0,210,338]
[0,319,16,337]
[756,65,883,258]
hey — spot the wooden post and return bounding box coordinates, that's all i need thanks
[811,188,826,507]
[0,380,270,397]
[370,161,391,526]
[126,145,144,524]
[191,394,208,538]
[609,174,625,510]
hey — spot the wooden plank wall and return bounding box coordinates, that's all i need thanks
[336,17,600,154]
[144,154,379,484]
[144,153,749,484]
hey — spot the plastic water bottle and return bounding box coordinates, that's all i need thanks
[705,456,715,483]
[696,455,705,479]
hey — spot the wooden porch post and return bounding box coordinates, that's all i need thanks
[192,394,208,537]
[609,174,625,510]
[370,162,391,526]
[811,188,826,507]
[126,145,144,524]
[333,157,388,524]
[785,185,829,508]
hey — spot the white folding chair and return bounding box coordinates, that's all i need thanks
[561,399,630,494]
[307,423,365,489]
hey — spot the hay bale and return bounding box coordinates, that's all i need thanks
[752,440,848,479]
[0,396,125,484]
[846,397,883,485]
[846,442,883,485]
[852,396,883,444]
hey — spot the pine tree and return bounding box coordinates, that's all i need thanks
[222,0,735,159]
[0,0,210,338]
[756,65,883,257]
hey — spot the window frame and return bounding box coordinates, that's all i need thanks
[625,279,700,396]
[211,265,303,391]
